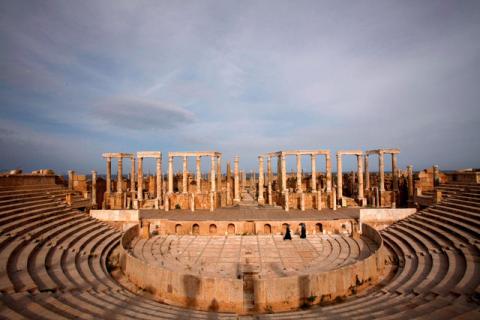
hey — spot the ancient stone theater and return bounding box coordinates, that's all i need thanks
[0,149,479,319]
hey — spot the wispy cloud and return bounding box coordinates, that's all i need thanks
[93,96,194,131]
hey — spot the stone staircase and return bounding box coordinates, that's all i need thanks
[240,191,258,207]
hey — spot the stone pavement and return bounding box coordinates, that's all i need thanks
[131,234,376,278]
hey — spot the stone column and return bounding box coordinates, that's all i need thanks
[311,154,317,192]
[168,156,173,193]
[68,170,74,190]
[433,165,439,187]
[156,156,162,201]
[281,154,287,192]
[364,155,370,192]
[392,153,398,191]
[91,170,97,206]
[130,157,136,200]
[106,157,111,193]
[326,154,332,193]
[217,156,222,191]
[196,156,201,192]
[407,165,414,200]
[117,158,123,193]
[234,156,240,204]
[267,156,272,205]
[226,160,231,205]
[296,153,302,192]
[277,155,282,191]
[182,156,188,194]
[137,157,144,202]
[379,151,385,192]
[210,156,216,192]
[336,154,342,201]
[258,156,265,205]
[357,154,364,199]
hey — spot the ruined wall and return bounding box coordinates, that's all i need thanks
[0,174,56,186]
[120,225,244,314]
[119,223,385,314]
[152,219,355,236]
[359,208,417,230]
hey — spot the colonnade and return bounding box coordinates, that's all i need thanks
[167,152,222,194]
[136,151,162,209]
[336,150,365,206]
[102,152,135,209]
[260,150,332,210]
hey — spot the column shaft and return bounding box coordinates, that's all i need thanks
[357,154,364,199]
[234,156,240,203]
[106,158,111,193]
[68,170,74,190]
[196,156,201,192]
[365,155,370,191]
[210,156,216,192]
[182,156,188,193]
[311,154,317,191]
[379,152,385,192]
[168,156,173,193]
[296,154,302,192]
[433,165,439,187]
[156,157,162,200]
[91,171,97,206]
[216,156,222,191]
[392,153,398,191]
[130,158,135,197]
[326,155,332,192]
[258,156,265,204]
[407,165,414,200]
[267,156,272,205]
[138,157,144,201]
[117,158,123,193]
[281,154,287,192]
[337,154,343,200]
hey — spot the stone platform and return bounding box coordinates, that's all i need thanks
[130,234,377,279]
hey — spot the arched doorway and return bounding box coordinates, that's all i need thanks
[209,224,217,234]
[227,223,235,235]
[192,223,200,235]
[315,223,323,234]
[264,224,271,234]
[175,224,183,235]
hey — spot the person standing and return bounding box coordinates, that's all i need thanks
[284,224,292,240]
[300,223,307,239]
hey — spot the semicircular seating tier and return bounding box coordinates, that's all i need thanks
[0,182,479,319]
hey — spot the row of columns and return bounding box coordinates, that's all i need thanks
[167,155,221,194]
[104,156,136,195]
[363,152,399,193]
[257,152,332,209]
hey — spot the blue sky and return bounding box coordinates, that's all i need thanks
[0,0,479,174]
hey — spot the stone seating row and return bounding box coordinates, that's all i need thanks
[255,185,480,319]
[0,185,238,319]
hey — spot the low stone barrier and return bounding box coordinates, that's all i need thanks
[119,223,386,314]
[119,225,244,313]
[359,208,417,230]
